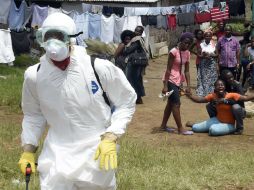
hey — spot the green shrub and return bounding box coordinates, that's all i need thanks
[13,54,38,68]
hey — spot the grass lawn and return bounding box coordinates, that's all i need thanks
[1,124,254,190]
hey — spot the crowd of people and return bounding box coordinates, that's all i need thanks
[17,12,254,189]
[161,21,254,136]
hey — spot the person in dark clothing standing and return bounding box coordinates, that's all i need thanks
[206,69,246,134]
[114,30,135,72]
[122,26,149,104]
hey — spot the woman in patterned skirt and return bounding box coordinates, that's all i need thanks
[196,30,218,97]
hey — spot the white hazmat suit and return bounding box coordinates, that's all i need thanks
[21,13,136,190]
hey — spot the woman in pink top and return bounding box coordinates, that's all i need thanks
[160,32,194,135]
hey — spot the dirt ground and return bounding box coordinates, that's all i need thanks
[127,55,254,150]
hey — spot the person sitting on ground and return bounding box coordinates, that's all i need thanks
[187,79,254,136]
[206,69,246,134]
[114,30,135,73]
[160,32,194,135]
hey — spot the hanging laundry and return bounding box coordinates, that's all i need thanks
[31,5,48,28]
[228,0,245,16]
[213,0,220,7]
[0,0,11,24]
[177,12,195,26]
[48,7,62,15]
[102,6,113,16]
[195,12,211,24]
[91,5,103,14]
[82,3,92,13]
[167,14,177,30]
[176,6,183,14]
[228,0,240,16]
[124,7,135,16]
[100,14,115,44]
[196,0,210,13]
[147,7,161,15]
[113,15,124,43]
[205,0,214,9]
[148,15,157,26]
[157,15,167,30]
[62,2,83,14]
[186,3,198,13]
[238,0,246,16]
[73,12,89,41]
[72,11,89,47]
[8,0,26,31]
[61,8,76,19]
[11,30,30,55]
[179,5,187,13]
[23,2,32,28]
[0,29,15,64]
[122,16,143,32]
[197,1,206,7]
[112,7,124,17]
[134,7,149,16]
[161,6,176,15]
[141,15,148,26]
[210,4,229,21]
[219,2,227,12]
[88,13,101,40]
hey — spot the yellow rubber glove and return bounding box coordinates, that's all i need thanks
[94,138,117,170]
[18,152,36,175]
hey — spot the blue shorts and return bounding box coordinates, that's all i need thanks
[167,81,180,105]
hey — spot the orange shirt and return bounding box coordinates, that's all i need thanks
[205,93,241,124]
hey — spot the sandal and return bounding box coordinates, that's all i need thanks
[178,130,193,135]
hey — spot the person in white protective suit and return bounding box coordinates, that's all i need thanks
[18,12,136,190]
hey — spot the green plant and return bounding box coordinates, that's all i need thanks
[13,54,38,68]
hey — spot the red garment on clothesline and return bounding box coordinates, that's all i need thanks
[167,14,176,30]
[195,12,211,24]
[210,5,229,21]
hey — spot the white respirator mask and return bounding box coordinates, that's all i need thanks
[43,39,69,61]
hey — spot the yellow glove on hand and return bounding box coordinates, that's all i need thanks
[18,152,36,175]
[94,138,117,170]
